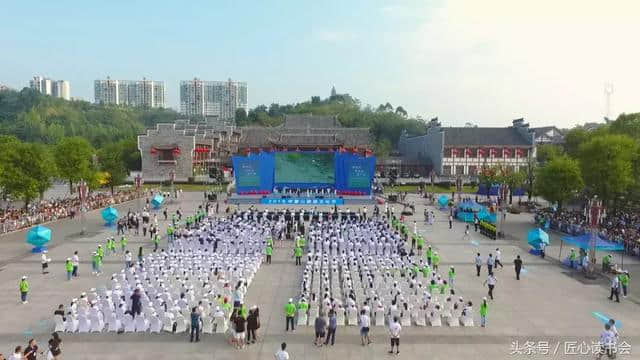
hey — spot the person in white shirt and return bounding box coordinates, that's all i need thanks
[598,324,616,359]
[72,251,80,277]
[388,316,401,355]
[494,248,504,268]
[608,276,620,302]
[483,274,497,300]
[41,251,50,274]
[8,345,22,360]
[359,309,371,346]
[275,342,289,360]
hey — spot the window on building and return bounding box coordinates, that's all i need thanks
[158,149,175,161]
[467,149,476,158]
[444,148,452,157]
[443,165,451,175]
[468,166,477,175]
[456,165,464,175]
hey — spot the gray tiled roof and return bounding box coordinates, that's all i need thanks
[443,127,531,146]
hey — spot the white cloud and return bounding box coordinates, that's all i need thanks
[389,0,640,127]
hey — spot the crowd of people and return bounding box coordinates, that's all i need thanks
[535,207,640,257]
[0,189,142,234]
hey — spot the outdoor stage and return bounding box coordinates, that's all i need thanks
[231,150,376,206]
[227,193,377,205]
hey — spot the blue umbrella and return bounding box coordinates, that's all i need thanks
[151,194,164,209]
[101,206,119,226]
[527,228,550,250]
[437,195,449,207]
[26,225,51,253]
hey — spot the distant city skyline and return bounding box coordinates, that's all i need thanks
[94,78,166,108]
[2,0,639,128]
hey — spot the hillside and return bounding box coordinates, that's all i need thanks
[0,88,179,147]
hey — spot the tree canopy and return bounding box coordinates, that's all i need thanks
[535,155,584,210]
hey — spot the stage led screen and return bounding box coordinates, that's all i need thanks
[275,152,335,184]
[235,159,261,187]
[347,162,372,188]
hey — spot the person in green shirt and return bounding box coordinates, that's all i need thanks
[107,237,116,255]
[285,298,296,331]
[266,237,273,248]
[411,263,420,276]
[480,297,488,327]
[619,271,630,297]
[297,298,308,313]
[120,236,128,252]
[432,252,441,272]
[439,280,450,295]
[299,235,306,249]
[65,258,74,281]
[294,246,302,266]
[19,276,29,304]
[569,248,577,269]
[426,246,433,266]
[602,254,612,272]
[167,225,174,244]
[92,251,102,275]
[153,234,160,252]
[448,266,456,288]
[265,245,273,264]
[428,280,439,294]
[172,213,177,227]
[421,263,430,278]
[416,236,425,253]
[97,245,104,261]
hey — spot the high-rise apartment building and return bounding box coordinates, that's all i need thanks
[51,80,71,100]
[180,78,247,121]
[30,76,71,99]
[94,77,166,108]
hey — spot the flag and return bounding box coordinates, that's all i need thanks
[465,148,472,156]
[477,148,484,157]
[516,148,525,157]
[451,148,458,157]
[490,148,497,157]
[150,147,157,155]
[503,148,511,157]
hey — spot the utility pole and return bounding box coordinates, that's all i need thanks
[585,196,603,279]
[78,179,87,235]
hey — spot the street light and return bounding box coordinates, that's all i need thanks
[78,179,88,235]
[585,195,603,279]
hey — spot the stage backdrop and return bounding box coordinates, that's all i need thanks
[233,151,375,195]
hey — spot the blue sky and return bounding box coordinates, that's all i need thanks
[1,0,638,128]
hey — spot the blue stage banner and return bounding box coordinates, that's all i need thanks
[233,152,275,193]
[335,153,376,195]
[260,197,344,205]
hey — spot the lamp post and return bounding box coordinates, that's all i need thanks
[135,174,143,213]
[585,195,603,279]
[78,179,87,235]
[498,183,508,239]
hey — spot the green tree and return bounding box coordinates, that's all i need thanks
[0,142,54,208]
[535,155,584,210]
[536,144,563,163]
[395,106,408,117]
[564,128,589,158]
[235,108,248,126]
[503,169,526,204]
[578,134,638,206]
[523,156,537,201]
[98,143,128,194]
[54,137,95,193]
[609,113,640,140]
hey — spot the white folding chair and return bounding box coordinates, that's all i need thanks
[135,315,149,332]
[65,316,79,333]
[77,315,91,333]
[174,314,187,333]
[297,309,308,326]
[149,315,163,333]
[215,315,228,333]
[123,315,136,332]
[202,316,214,334]
[89,313,104,332]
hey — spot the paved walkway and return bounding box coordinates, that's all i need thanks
[0,192,637,359]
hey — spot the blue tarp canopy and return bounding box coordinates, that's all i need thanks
[457,200,483,212]
[477,184,524,196]
[151,194,164,209]
[437,195,449,207]
[477,208,497,224]
[561,234,624,251]
[527,228,550,249]
[101,206,118,225]
[26,225,51,251]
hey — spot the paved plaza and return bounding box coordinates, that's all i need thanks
[0,192,637,359]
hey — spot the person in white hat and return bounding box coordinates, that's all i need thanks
[480,297,488,327]
[41,250,50,274]
[284,298,296,331]
[19,276,29,304]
